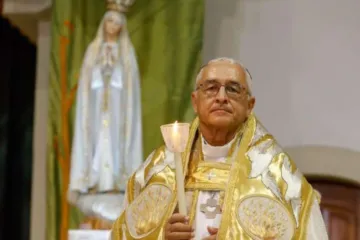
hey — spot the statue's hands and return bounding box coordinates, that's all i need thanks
[165,213,194,240]
[202,227,218,240]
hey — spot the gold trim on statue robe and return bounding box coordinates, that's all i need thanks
[111,114,315,239]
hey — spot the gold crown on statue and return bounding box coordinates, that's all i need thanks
[106,0,135,13]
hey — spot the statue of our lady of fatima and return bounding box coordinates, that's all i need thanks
[67,0,143,229]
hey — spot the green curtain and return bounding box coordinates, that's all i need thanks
[47,0,204,239]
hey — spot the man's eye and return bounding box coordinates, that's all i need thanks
[206,86,218,91]
[227,86,239,93]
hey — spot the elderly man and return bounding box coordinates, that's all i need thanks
[111,58,328,239]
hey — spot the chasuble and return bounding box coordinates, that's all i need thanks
[111,114,328,239]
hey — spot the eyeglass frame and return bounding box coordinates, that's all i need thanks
[195,79,251,100]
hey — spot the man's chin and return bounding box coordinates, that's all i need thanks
[208,117,232,128]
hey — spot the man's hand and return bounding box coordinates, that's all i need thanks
[202,226,218,240]
[165,213,195,240]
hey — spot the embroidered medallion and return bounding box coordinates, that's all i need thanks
[125,184,172,238]
[237,195,295,240]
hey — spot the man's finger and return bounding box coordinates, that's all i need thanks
[168,213,189,224]
[170,222,194,233]
[167,231,195,240]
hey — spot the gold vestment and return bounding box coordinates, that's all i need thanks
[111,114,318,239]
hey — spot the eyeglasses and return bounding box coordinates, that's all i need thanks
[196,80,250,99]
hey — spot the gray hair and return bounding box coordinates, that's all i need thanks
[195,57,253,95]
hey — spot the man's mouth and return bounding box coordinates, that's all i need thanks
[211,108,231,113]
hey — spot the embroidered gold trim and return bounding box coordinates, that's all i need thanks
[294,180,314,239]
[185,162,231,191]
[189,190,199,226]
[217,114,255,239]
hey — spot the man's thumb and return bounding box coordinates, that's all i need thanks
[207,226,218,234]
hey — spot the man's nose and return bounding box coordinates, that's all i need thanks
[215,86,228,102]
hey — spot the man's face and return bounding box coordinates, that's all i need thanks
[191,61,255,129]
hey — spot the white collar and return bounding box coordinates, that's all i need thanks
[201,136,235,158]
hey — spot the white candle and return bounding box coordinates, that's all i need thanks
[172,121,179,151]
[172,122,187,215]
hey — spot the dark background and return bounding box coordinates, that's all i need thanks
[0,16,36,240]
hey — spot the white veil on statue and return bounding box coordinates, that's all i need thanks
[68,7,143,222]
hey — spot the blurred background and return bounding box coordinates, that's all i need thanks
[1,0,360,239]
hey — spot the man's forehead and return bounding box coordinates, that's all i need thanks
[201,62,245,81]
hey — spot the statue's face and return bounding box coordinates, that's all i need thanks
[104,13,122,37]
[191,61,255,129]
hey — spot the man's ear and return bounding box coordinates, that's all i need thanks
[246,97,256,116]
[191,92,198,114]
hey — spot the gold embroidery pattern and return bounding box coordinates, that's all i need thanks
[281,155,303,227]
[249,120,269,146]
[125,184,172,238]
[237,195,295,240]
[185,162,231,191]
[247,138,283,200]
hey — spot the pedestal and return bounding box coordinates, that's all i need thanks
[68,230,111,240]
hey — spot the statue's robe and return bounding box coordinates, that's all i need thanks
[111,114,328,239]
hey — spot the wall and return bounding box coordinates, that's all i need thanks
[30,20,50,240]
[3,0,51,43]
[203,0,360,183]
